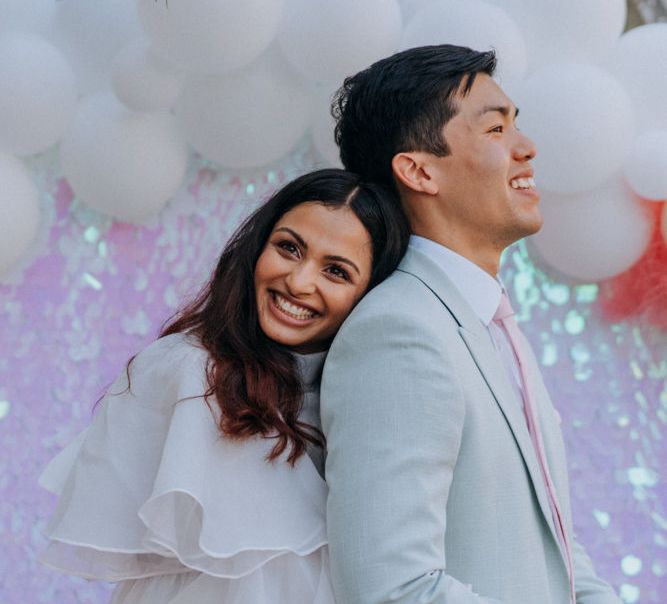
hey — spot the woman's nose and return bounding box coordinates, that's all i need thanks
[285,263,317,296]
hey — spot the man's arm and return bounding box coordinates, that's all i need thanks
[321,301,501,604]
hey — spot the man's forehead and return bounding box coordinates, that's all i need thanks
[458,76,516,117]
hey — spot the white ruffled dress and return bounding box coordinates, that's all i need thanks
[39,333,335,603]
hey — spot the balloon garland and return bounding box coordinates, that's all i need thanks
[0,0,665,327]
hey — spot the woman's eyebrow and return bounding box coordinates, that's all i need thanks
[324,255,360,275]
[274,227,307,248]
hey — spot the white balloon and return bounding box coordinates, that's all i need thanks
[624,130,667,202]
[137,0,284,74]
[0,34,77,156]
[279,0,402,84]
[48,0,142,94]
[401,0,526,86]
[512,63,635,195]
[487,0,626,71]
[60,93,189,223]
[175,54,311,170]
[531,176,652,282]
[0,0,56,35]
[310,88,342,167]
[399,0,434,18]
[608,23,667,133]
[112,38,183,112]
[0,154,41,278]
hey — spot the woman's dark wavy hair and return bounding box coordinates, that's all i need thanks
[160,169,409,464]
[333,44,497,195]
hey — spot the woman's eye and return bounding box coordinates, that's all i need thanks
[326,264,351,281]
[490,125,503,133]
[276,241,299,256]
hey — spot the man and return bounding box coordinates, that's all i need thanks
[320,45,621,604]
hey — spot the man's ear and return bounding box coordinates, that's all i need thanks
[391,152,439,196]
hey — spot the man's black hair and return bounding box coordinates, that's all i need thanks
[333,44,497,195]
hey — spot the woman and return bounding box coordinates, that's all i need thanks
[39,169,409,603]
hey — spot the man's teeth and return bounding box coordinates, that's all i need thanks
[510,177,536,190]
[273,293,316,320]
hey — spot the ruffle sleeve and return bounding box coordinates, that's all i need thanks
[39,333,329,584]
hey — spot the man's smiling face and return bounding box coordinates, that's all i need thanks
[430,74,542,253]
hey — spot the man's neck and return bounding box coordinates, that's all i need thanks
[410,226,501,277]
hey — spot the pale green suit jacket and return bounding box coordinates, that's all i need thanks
[321,245,621,604]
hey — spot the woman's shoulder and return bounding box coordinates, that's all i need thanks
[114,332,210,403]
[133,332,208,373]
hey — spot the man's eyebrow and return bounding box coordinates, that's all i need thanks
[274,227,307,248]
[273,227,361,276]
[478,105,520,119]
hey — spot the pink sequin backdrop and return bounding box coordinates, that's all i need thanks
[0,147,665,603]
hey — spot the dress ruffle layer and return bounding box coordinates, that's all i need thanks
[39,334,334,603]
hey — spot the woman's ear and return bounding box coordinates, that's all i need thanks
[391,152,439,196]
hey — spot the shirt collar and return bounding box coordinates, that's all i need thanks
[409,235,502,326]
[292,349,327,392]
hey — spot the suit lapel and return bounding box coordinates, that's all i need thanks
[456,326,558,541]
[398,247,559,540]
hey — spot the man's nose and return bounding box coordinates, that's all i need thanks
[514,130,537,162]
[285,262,317,295]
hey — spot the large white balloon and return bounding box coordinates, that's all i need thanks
[512,63,635,195]
[487,0,626,71]
[309,87,343,167]
[401,0,526,86]
[624,130,667,202]
[48,0,142,94]
[60,94,189,223]
[0,154,41,278]
[531,176,652,282]
[399,0,433,17]
[1,0,56,35]
[279,0,402,84]
[0,34,77,157]
[608,23,667,133]
[137,0,284,75]
[111,39,183,112]
[175,54,311,170]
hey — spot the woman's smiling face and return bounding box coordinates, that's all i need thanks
[254,201,372,353]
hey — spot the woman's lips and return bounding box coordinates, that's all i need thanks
[268,291,319,325]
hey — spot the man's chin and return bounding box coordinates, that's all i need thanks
[526,218,544,237]
[505,217,543,246]
[520,209,544,237]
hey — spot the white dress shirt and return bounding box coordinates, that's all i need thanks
[409,235,525,406]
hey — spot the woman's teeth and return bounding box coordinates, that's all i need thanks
[273,292,316,320]
[510,177,536,190]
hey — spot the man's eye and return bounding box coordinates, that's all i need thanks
[490,125,503,133]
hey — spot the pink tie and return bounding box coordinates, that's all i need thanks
[494,292,576,604]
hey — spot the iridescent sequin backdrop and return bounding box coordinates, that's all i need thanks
[0,145,665,603]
